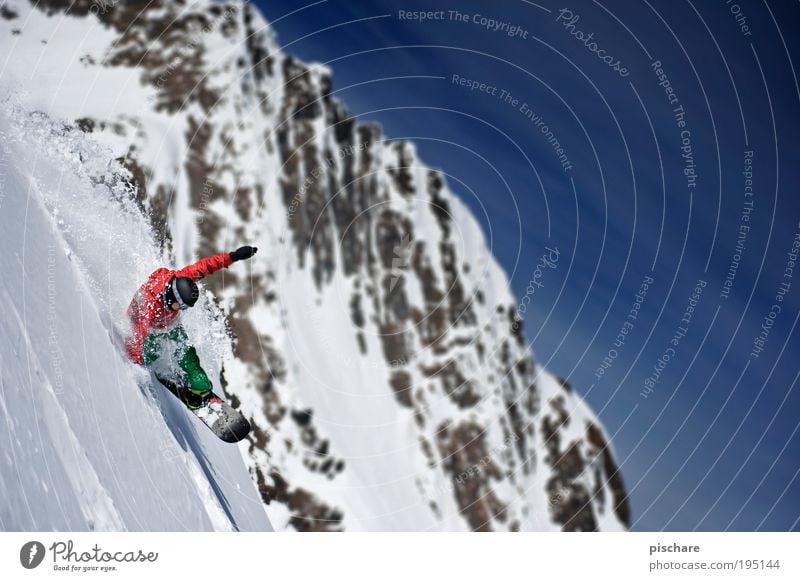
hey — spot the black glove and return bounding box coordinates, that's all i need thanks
[230,245,258,262]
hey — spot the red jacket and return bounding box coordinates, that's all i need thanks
[125,253,233,363]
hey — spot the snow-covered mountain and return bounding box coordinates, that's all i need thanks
[0,0,630,531]
[0,104,271,531]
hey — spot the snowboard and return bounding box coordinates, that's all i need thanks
[155,375,251,443]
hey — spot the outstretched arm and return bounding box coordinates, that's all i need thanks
[176,252,232,281]
[175,246,258,281]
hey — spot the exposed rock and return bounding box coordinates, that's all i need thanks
[436,420,508,531]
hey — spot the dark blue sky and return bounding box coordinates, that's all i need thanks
[254,0,800,531]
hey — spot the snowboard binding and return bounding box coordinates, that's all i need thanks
[154,374,251,443]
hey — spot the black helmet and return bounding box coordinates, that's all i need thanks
[165,276,199,310]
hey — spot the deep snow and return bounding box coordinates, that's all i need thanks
[0,104,271,531]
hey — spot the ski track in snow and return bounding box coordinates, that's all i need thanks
[0,288,124,531]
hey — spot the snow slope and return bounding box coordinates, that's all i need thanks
[0,105,271,532]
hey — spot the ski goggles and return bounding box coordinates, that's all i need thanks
[163,279,190,310]
[170,277,191,310]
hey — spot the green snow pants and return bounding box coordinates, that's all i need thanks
[142,325,211,407]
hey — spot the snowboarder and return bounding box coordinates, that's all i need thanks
[125,246,258,410]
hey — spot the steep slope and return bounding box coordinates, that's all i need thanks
[0,105,271,532]
[0,0,629,531]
